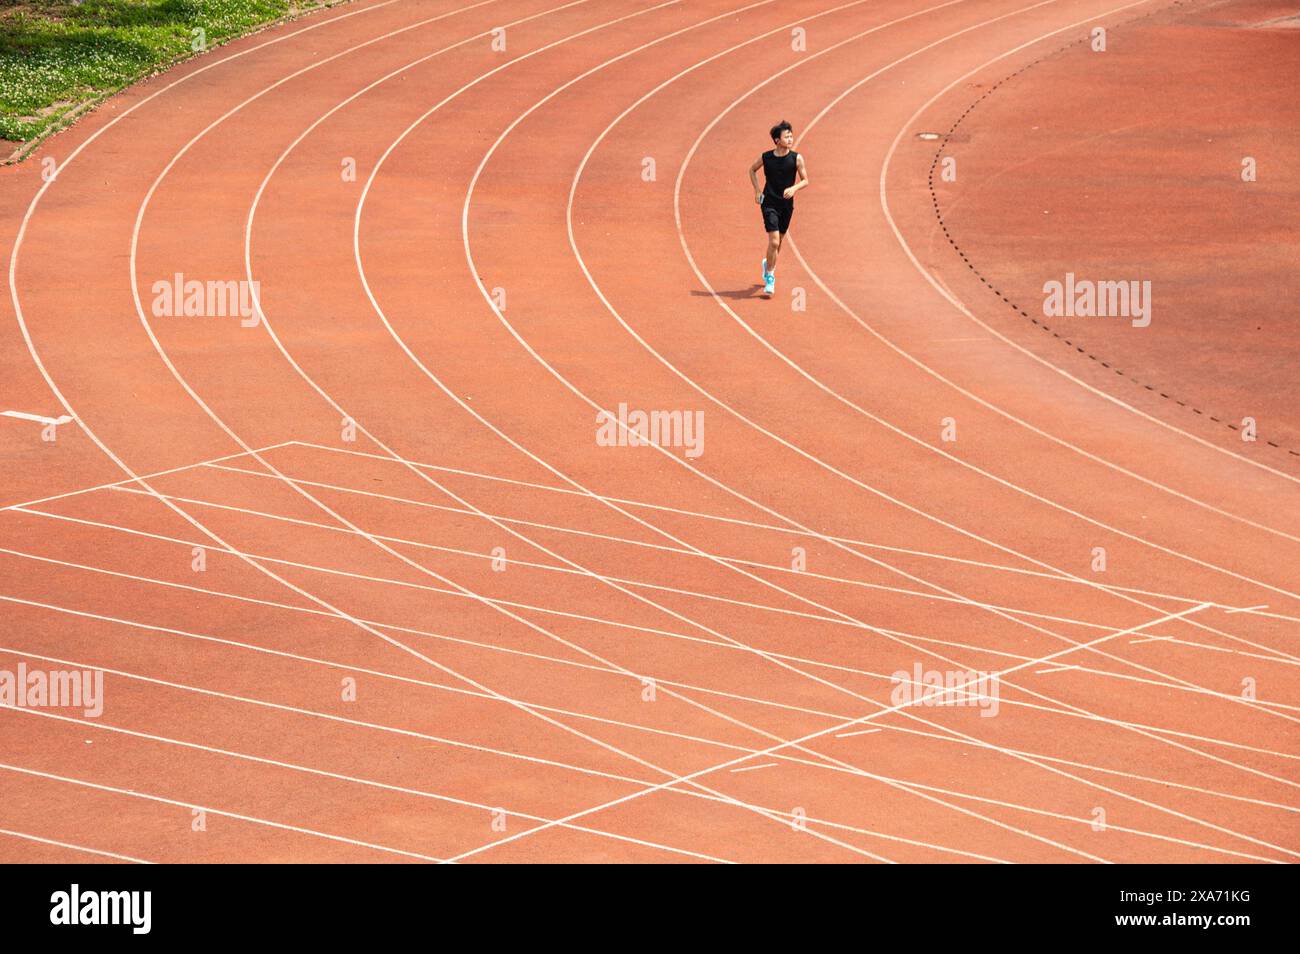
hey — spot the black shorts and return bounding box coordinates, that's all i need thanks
[761,195,794,234]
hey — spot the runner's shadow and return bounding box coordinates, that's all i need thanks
[690,285,764,300]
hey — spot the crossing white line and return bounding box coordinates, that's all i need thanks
[449,600,1298,863]
[3,644,1282,862]
[0,760,446,862]
[166,467,1300,666]
[0,826,152,864]
[192,462,1292,649]
[20,502,1300,711]
[3,548,1295,764]
[1,410,74,426]
[0,441,294,513]
[283,440,1296,619]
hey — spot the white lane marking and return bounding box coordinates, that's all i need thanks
[0,826,152,864]
[450,600,1300,864]
[8,588,1299,777]
[276,442,1300,626]
[0,760,444,862]
[1,411,74,426]
[0,441,295,513]
[0,705,1019,864]
[76,484,1299,674]
[201,459,1300,655]
[9,526,1300,770]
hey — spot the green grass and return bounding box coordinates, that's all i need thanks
[0,0,328,149]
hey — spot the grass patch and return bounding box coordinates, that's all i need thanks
[0,0,329,149]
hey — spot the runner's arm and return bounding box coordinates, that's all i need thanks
[782,154,809,199]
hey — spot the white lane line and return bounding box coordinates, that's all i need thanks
[0,648,1017,863]
[56,489,1298,679]
[0,827,152,864]
[0,644,704,799]
[285,441,1300,621]
[835,728,882,739]
[1226,605,1270,615]
[177,467,1300,667]
[0,718,728,865]
[1,411,74,425]
[0,440,295,513]
[22,504,1300,712]
[0,706,1016,864]
[132,475,1143,633]
[1035,665,1078,675]
[729,762,779,773]
[7,589,1296,828]
[0,670,739,864]
[449,600,1300,864]
[0,760,445,862]
[0,597,904,776]
[6,647,1274,862]
[191,461,1300,662]
[4,549,1295,761]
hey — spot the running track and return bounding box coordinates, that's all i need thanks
[0,0,1296,863]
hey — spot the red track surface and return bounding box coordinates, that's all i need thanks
[0,0,1296,863]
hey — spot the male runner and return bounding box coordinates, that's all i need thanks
[747,120,808,297]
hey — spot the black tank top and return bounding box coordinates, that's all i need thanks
[762,149,798,201]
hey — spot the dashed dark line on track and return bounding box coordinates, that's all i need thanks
[924,0,1300,461]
